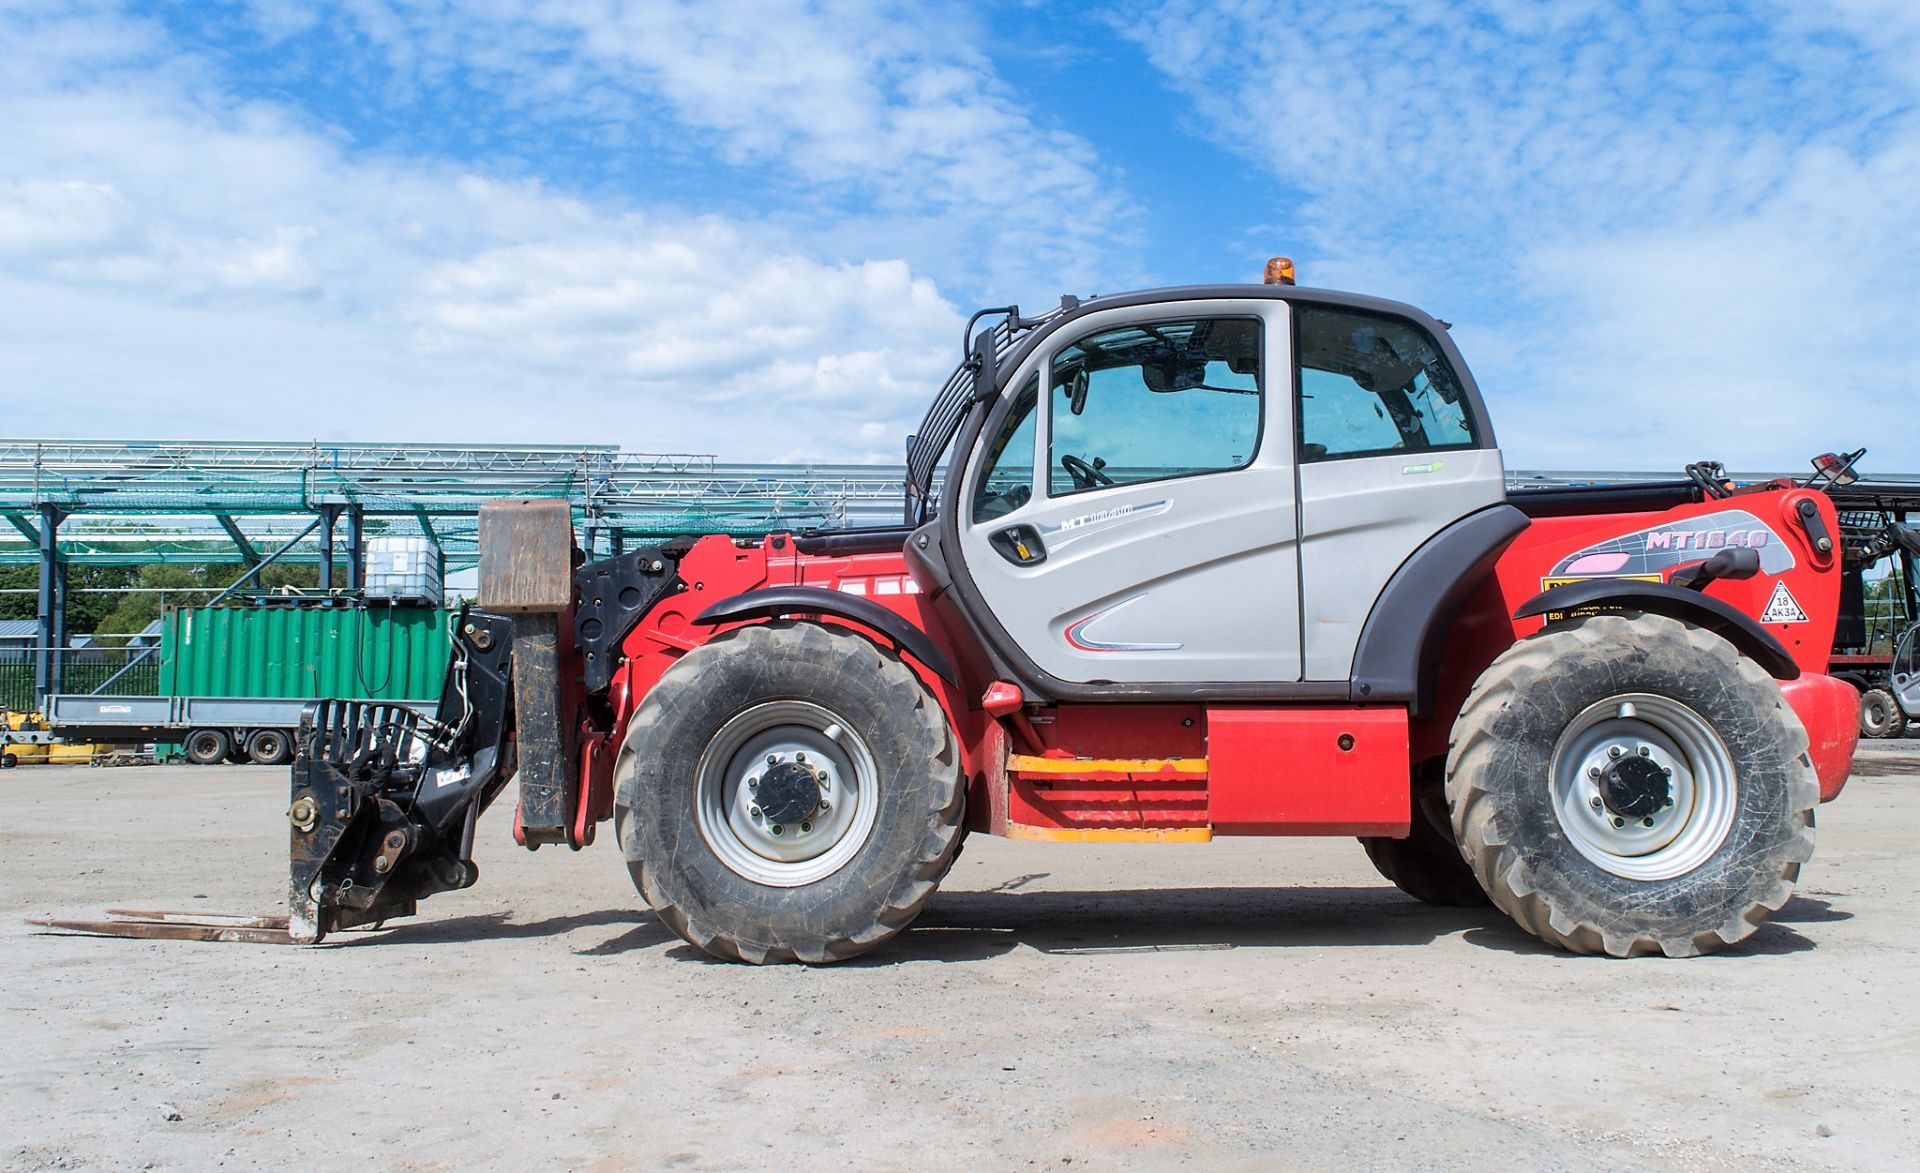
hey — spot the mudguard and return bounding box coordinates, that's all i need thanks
[1514,579,1800,680]
[693,586,959,685]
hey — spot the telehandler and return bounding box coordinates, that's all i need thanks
[44,265,1864,959]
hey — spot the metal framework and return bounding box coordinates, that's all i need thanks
[4,438,1916,702]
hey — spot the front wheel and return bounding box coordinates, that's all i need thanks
[1449,613,1816,957]
[1860,687,1905,739]
[616,621,963,964]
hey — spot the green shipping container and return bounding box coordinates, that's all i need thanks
[159,605,455,701]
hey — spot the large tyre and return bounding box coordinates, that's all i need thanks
[615,621,964,964]
[183,728,230,766]
[246,728,292,765]
[1860,688,1905,739]
[1449,613,1817,958]
[1359,766,1489,906]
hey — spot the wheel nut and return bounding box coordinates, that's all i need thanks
[770,825,784,836]
[750,806,762,819]
[748,777,758,791]
[1611,816,1625,828]
[1642,817,1655,827]
[766,754,779,766]
[1663,768,1672,778]
[1590,796,1603,811]
[1608,746,1624,759]
[1638,745,1652,757]
[1588,766,1600,778]
[818,801,831,813]
[796,752,807,763]
[800,821,812,833]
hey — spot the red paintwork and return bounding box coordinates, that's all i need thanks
[1779,673,1859,802]
[579,484,1854,844]
[1207,707,1409,835]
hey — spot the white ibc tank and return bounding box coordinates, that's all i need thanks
[365,536,444,605]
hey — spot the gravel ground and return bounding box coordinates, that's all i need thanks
[3,742,1917,1170]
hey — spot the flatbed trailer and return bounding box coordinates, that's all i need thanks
[44,693,438,765]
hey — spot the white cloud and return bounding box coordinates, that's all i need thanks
[0,2,982,462]
[1124,0,1920,473]
[236,0,1142,297]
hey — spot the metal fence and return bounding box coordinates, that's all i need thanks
[0,645,161,714]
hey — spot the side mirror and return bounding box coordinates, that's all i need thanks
[968,330,998,403]
[1809,449,1863,487]
[1068,368,1090,416]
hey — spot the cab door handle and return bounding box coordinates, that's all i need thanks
[990,524,1047,566]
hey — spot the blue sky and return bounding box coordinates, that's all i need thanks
[1,0,1916,472]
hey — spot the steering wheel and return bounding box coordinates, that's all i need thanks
[1060,454,1113,490]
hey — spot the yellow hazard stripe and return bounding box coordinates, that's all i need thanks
[1007,755,1208,776]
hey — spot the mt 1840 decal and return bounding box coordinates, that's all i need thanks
[1549,509,1795,580]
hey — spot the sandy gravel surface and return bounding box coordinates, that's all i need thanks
[3,743,1917,1170]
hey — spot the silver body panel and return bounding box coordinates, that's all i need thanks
[1297,448,1508,680]
[1894,626,1920,717]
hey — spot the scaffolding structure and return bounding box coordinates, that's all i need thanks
[0,439,908,699]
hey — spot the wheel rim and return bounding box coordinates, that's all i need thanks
[694,700,880,887]
[1549,693,1738,881]
[189,733,222,760]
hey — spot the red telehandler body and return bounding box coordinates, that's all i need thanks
[43,275,1864,959]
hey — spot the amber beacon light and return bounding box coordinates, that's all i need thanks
[1263,257,1297,285]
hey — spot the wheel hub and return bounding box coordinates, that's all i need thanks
[754,759,824,826]
[1550,694,1739,881]
[1598,754,1671,819]
[695,700,879,887]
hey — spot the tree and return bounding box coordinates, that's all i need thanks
[90,561,321,646]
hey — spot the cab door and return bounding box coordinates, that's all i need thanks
[1291,302,1507,680]
[956,298,1301,685]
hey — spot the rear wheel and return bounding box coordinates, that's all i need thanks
[1449,613,1816,957]
[1359,765,1488,906]
[1860,688,1904,739]
[616,621,963,964]
[246,728,292,765]
[183,728,230,766]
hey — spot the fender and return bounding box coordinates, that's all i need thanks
[693,586,959,686]
[1513,579,1800,680]
[1351,504,1532,718]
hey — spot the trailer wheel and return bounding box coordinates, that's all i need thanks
[615,621,963,964]
[246,728,292,765]
[1359,767,1489,907]
[1860,688,1905,739]
[183,729,230,766]
[1,752,16,769]
[1448,612,1816,958]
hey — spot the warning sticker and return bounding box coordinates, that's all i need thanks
[1760,581,1808,624]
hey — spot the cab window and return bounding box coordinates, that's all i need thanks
[1295,304,1477,461]
[1047,317,1262,496]
[971,375,1038,522]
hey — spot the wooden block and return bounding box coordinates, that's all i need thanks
[478,499,576,613]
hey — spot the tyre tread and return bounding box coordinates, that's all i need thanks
[1448,612,1815,958]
